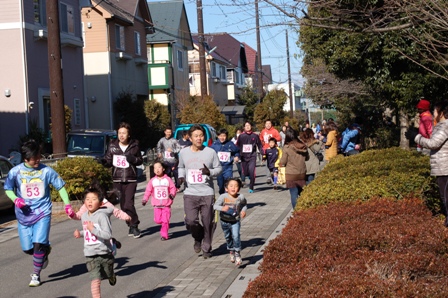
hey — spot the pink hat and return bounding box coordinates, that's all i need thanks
[416,99,430,110]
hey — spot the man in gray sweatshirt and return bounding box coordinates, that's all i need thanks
[178,124,222,259]
[157,127,181,187]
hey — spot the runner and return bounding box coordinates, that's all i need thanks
[156,126,181,188]
[259,120,281,184]
[178,124,222,258]
[236,121,263,193]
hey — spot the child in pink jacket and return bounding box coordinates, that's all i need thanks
[142,161,176,240]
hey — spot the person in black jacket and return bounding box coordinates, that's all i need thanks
[103,122,143,238]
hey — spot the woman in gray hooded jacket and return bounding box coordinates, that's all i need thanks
[410,101,448,226]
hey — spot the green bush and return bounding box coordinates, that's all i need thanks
[244,198,448,297]
[297,148,439,213]
[50,157,112,201]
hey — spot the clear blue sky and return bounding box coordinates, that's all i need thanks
[181,0,305,86]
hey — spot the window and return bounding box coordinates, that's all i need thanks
[115,25,125,50]
[74,98,81,126]
[189,74,195,87]
[177,50,183,70]
[60,3,75,34]
[134,31,141,55]
[226,70,234,83]
[34,0,47,26]
[235,70,241,84]
[219,65,226,80]
[211,62,217,77]
[189,63,200,73]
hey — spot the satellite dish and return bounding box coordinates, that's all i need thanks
[9,151,21,166]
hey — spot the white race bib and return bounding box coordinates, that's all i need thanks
[154,186,169,200]
[242,144,252,153]
[187,169,205,184]
[263,134,270,143]
[113,155,129,168]
[83,223,101,246]
[164,151,172,159]
[218,151,231,162]
[21,182,45,199]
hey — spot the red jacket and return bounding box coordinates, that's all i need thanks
[419,110,433,138]
[260,127,281,151]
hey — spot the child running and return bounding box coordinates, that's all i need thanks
[74,184,116,298]
[263,137,282,190]
[73,179,130,255]
[213,178,247,266]
[4,139,75,287]
[142,161,176,241]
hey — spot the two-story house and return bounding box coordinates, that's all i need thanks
[146,0,193,127]
[0,0,87,155]
[81,0,152,129]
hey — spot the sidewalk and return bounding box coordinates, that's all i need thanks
[149,165,292,298]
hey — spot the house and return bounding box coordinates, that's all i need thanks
[81,0,153,129]
[243,42,272,95]
[189,35,230,106]
[191,33,248,106]
[0,0,87,155]
[146,0,193,127]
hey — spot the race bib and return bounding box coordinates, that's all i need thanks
[263,134,270,143]
[154,186,169,200]
[83,223,100,246]
[113,155,129,168]
[164,151,172,159]
[21,182,45,199]
[242,144,252,153]
[218,151,231,162]
[187,169,205,184]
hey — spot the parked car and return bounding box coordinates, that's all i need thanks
[67,129,117,159]
[174,124,217,147]
[0,155,14,211]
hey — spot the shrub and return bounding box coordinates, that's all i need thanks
[297,148,439,213]
[244,198,448,297]
[50,157,112,201]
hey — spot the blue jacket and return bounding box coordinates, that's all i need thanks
[340,128,359,152]
[211,140,240,167]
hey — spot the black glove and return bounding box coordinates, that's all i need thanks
[125,154,136,164]
[200,164,210,176]
[405,129,418,141]
[100,158,108,166]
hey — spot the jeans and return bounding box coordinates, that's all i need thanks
[306,174,315,185]
[220,220,241,251]
[217,165,234,194]
[289,186,303,209]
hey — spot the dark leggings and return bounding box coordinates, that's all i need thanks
[114,182,139,227]
[437,176,448,218]
[242,155,257,190]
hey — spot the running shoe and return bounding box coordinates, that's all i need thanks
[235,251,242,266]
[128,226,134,237]
[108,274,117,286]
[203,251,212,259]
[248,189,254,193]
[29,274,40,287]
[132,227,141,239]
[194,240,201,253]
[229,251,235,263]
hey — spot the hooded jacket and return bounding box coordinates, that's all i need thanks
[279,140,308,181]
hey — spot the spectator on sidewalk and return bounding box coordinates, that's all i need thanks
[340,123,362,156]
[416,98,433,155]
[324,120,339,163]
[301,128,323,184]
[178,124,222,259]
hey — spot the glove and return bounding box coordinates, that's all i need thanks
[178,177,185,185]
[125,155,136,164]
[405,129,418,141]
[65,204,75,218]
[14,198,26,209]
[142,199,148,206]
[200,164,210,176]
[100,158,108,166]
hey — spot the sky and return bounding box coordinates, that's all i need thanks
[181,0,305,87]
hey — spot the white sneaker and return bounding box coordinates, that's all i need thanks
[29,274,41,287]
[235,251,242,266]
[229,251,235,263]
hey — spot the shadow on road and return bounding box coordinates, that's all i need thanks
[128,286,175,298]
[46,263,87,283]
[116,260,167,276]
[212,237,266,258]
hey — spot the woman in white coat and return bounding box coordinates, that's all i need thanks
[407,101,448,226]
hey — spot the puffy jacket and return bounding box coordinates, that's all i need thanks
[279,140,308,181]
[104,139,143,182]
[340,128,359,152]
[325,130,338,161]
[210,140,240,167]
[415,119,448,176]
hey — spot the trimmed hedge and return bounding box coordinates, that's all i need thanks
[244,198,448,297]
[50,157,112,201]
[297,148,439,212]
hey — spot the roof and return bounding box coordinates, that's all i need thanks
[243,42,257,74]
[191,35,228,65]
[192,33,248,72]
[262,65,273,84]
[219,105,245,116]
[92,0,152,26]
[146,1,193,49]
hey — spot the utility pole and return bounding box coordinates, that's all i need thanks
[255,0,263,101]
[286,30,293,118]
[46,0,66,157]
[197,0,207,99]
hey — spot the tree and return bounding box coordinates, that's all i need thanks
[177,95,226,129]
[237,86,259,123]
[253,89,288,129]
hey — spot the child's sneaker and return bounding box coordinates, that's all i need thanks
[108,274,117,286]
[273,185,278,190]
[42,245,52,270]
[29,274,41,287]
[229,251,235,263]
[248,189,254,193]
[235,251,242,266]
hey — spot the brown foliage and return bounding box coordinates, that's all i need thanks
[244,198,448,297]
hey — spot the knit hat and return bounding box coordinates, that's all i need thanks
[416,99,430,110]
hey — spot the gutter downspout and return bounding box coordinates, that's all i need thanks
[19,0,30,133]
